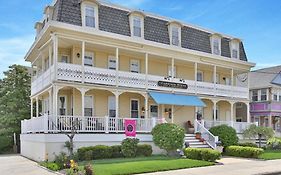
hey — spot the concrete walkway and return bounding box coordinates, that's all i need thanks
[0,155,56,175]
[144,157,281,175]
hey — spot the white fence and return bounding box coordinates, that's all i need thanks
[194,120,218,149]
[21,115,166,134]
[203,120,255,133]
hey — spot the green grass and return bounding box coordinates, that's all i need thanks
[259,150,281,160]
[80,156,214,175]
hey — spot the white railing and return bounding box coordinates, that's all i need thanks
[194,119,218,149]
[21,115,165,134]
[31,65,55,95]
[53,63,249,99]
[204,120,254,133]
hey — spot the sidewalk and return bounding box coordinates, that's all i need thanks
[143,157,281,175]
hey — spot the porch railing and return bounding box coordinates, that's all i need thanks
[21,115,166,134]
[204,120,255,133]
[194,119,218,149]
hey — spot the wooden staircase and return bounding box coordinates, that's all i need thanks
[184,134,210,148]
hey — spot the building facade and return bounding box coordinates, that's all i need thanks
[21,0,255,161]
[249,66,281,132]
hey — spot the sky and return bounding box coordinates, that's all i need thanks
[0,0,281,77]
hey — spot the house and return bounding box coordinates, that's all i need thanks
[20,0,255,161]
[249,66,281,132]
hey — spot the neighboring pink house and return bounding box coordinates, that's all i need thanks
[249,66,281,132]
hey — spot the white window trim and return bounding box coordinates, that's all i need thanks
[169,24,181,47]
[130,98,140,118]
[130,59,140,73]
[81,2,99,30]
[108,96,116,117]
[84,95,94,116]
[108,55,117,70]
[129,14,144,39]
[197,70,204,82]
[84,51,94,67]
[149,104,159,118]
[210,35,221,55]
[61,55,70,63]
[230,40,240,59]
[260,89,268,102]
[58,95,67,116]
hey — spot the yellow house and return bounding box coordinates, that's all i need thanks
[21,0,255,161]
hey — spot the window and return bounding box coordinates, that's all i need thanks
[108,56,116,70]
[84,96,93,116]
[225,77,231,85]
[279,95,281,102]
[261,89,267,101]
[85,6,95,28]
[197,71,204,82]
[44,58,49,70]
[150,105,158,118]
[273,94,278,101]
[133,16,142,37]
[252,90,258,102]
[196,107,203,120]
[211,35,221,55]
[230,41,239,59]
[108,96,116,118]
[59,96,67,116]
[43,98,49,115]
[216,73,220,84]
[171,26,180,46]
[61,55,69,63]
[131,99,139,118]
[213,104,219,120]
[168,65,176,78]
[130,59,140,73]
[84,52,94,66]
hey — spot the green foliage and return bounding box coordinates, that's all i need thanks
[137,144,153,157]
[84,150,94,161]
[77,145,113,160]
[243,125,274,139]
[209,125,238,147]
[225,146,264,158]
[184,148,221,162]
[267,137,281,150]
[54,152,69,170]
[111,145,123,158]
[40,162,60,171]
[0,65,31,153]
[238,142,258,148]
[121,138,140,158]
[151,123,185,154]
[65,166,85,175]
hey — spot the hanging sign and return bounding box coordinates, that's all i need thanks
[158,81,188,89]
[125,119,137,137]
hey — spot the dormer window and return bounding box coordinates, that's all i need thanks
[81,1,99,29]
[230,39,240,59]
[129,11,145,38]
[210,34,221,55]
[168,21,182,47]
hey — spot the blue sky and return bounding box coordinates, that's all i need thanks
[0,0,281,77]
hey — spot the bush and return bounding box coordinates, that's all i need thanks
[137,144,153,157]
[238,142,258,148]
[84,164,93,175]
[225,146,264,158]
[54,152,69,170]
[184,148,221,162]
[0,135,13,154]
[209,125,238,147]
[121,138,139,158]
[46,162,60,171]
[152,123,185,155]
[84,150,94,161]
[111,145,123,158]
[77,145,112,160]
[267,137,281,150]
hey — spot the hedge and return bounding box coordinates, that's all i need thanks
[121,138,139,158]
[238,142,258,148]
[184,148,221,162]
[224,146,264,158]
[267,137,281,150]
[137,144,153,157]
[209,125,238,147]
[111,145,123,158]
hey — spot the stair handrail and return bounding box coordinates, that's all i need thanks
[194,119,219,149]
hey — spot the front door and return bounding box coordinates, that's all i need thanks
[131,99,139,118]
[59,96,67,116]
[150,105,158,118]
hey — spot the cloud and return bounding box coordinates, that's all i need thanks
[0,35,34,77]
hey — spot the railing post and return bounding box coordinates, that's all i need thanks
[43,115,49,133]
[152,117,156,130]
[194,120,198,132]
[82,116,86,131]
[105,116,109,134]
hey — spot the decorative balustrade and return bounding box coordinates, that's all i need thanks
[31,62,249,99]
[194,119,218,149]
[21,115,165,134]
[204,120,255,133]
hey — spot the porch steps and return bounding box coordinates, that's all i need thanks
[184,134,210,148]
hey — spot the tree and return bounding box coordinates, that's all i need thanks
[243,125,274,148]
[209,125,239,147]
[0,65,31,153]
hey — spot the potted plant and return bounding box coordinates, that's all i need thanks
[195,132,201,139]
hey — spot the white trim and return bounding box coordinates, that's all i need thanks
[84,51,94,67]
[108,96,116,117]
[149,104,159,118]
[58,95,67,115]
[197,70,204,82]
[84,95,94,116]
[130,59,140,73]
[60,54,70,63]
[168,24,181,47]
[230,40,240,59]
[81,2,99,30]
[130,98,140,118]
[108,55,117,70]
[129,14,144,39]
[210,35,221,56]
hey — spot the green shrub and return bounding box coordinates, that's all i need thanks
[267,137,281,150]
[78,147,94,160]
[121,138,139,158]
[238,142,258,148]
[152,123,185,155]
[54,152,69,170]
[111,145,123,158]
[84,150,93,161]
[77,145,112,160]
[184,148,221,162]
[225,146,264,158]
[137,144,153,157]
[209,125,238,147]
[0,135,13,154]
[46,162,60,171]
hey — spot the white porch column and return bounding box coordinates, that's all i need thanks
[115,48,119,87]
[231,69,234,98]
[145,53,148,90]
[145,93,149,118]
[80,88,86,131]
[30,98,33,118]
[246,102,251,123]
[81,41,85,83]
[213,100,217,121]
[213,65,217,96]
[269,114,273,129]
[36,96,39,118]
[52,35,58,81]
[194,62,198,94]
[114,91,120,118]
[41,54,45,72]
[48,44,52,68]
[53,85,58,117]
[171,105,174,123]
[171,58,175,79]
[230,102,235,127]
[48,89,52,115]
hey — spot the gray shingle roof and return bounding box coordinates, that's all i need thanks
[250,66,281,89]
[52,0,248,61]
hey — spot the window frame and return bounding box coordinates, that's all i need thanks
[81,2,99,29]
[84,95,94,117]
[170,25,181,47]
[130,99,140,118]
[108,96,116,118]
[230,40,240,59]
[260,89,267,101]
[108,55,117,70]
[130,59,140,73]
[210,35,221,55]
[84,52,94,67]
[58,95,67,116]
[129,14,144,38]
[61,55,69,63]
[197,71,204,82]
[252,90,258,102]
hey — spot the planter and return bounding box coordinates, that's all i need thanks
[195,132,201,139]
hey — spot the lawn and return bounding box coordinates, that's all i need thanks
[79,156,214,175]
[259,150,281,160]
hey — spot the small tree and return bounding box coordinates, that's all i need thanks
[151,123,185,156]
[209,125,238,147]
[243,125,274,148]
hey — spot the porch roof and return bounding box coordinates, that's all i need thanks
[149,92,206,107]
